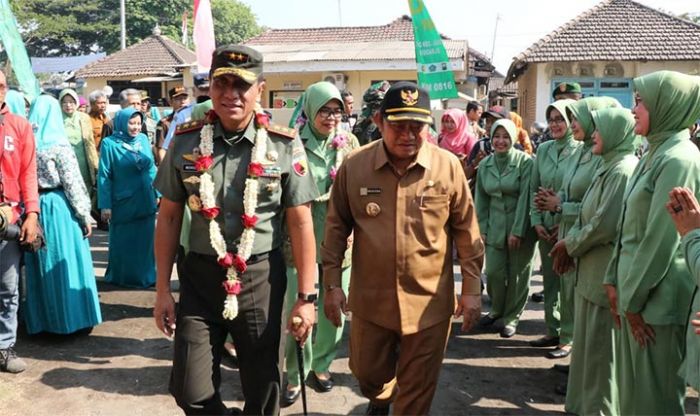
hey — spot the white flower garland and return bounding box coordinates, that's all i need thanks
[197,106,269,320]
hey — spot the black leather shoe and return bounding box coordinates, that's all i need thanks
[281,386,301,408]
[531,291,545,303]
[306,371,333,393]
[529,336,559,348]
[227,407,243,415]
[555,382,568,396]
[365,402,390,415]
[547,346,572,359]
[479,314,498,327]
[500,325,516,338]
[552,364,570,374]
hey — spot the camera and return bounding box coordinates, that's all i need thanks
[0,204,21,241]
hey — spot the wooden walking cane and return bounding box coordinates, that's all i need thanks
[291,316,308,416]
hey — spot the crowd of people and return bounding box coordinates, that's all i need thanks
[3,41,700,416]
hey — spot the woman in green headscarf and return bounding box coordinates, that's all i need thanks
[5,90,27,118]
[602,70,700,415]
[59,89,99,204]
[528,99,581,354]
[282,81,360,406]
[539,97,621,358]
[475,119,536,338]
[550,107,639,415]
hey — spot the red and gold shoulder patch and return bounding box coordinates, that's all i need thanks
[266,123,297,140]
[175,120,205,135]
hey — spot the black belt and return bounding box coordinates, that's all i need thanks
[39,187,62,194]
[192,248,278,265]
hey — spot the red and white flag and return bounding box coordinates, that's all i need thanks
[193,0,216,73]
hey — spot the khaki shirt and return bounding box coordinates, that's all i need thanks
[154,118,319,256]
[90,112,109,150]
[322,141,484,334]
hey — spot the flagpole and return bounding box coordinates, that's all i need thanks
[120,0,126,49]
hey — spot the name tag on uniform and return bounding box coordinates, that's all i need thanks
[183,163,197,172]
[360,187,382,196]
[261,166,282,178]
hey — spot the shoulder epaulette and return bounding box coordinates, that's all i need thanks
[266,123,297,140]
[175,120,205,135]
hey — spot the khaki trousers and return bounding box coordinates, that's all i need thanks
[349,315,451,415]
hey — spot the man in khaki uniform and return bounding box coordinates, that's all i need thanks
[153,45,319,415]
[322,82,484,415]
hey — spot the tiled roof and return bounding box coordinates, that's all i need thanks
[75,35,196,78]
[506,0,700,81]
[246,15,418,44]
[250,40,468,62]
[245,15,492,70]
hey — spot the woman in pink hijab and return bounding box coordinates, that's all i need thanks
[438,108,477,160]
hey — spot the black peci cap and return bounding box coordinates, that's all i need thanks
[380,81,433,124]
[210,45,263,84]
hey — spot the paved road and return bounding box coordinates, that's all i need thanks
[1,230,697,415]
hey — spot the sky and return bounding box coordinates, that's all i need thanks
[242,0,699,75]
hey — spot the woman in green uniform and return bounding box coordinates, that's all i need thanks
[536,97,620,358]
[603,70,700,415]
[528,99,581,352]
[282,82,359,406]
[550,107,640,415]
[668,186,700,399]
[475,119,536,338]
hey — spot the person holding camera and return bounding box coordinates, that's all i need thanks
[0,70,40,373]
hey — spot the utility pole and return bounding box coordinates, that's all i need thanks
[120,0,126,50]
[337,0,343,26]
[490,13,500,62]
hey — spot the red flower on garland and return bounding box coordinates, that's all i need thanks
[195,155,214,172]
[255,111,270,128]
[205,109,219,123]
[218,252,234,268]
[248,162,264,177]
[242,214,258,228]
[201,206,220,219]
[222,279,242,295]
[233,254,248,274]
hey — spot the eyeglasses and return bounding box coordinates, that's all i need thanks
[547,117,566,125]
[317,107,343,119]
[387,120,427,135]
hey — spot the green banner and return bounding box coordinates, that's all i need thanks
[0,0,41,102]
[407,0,458,100]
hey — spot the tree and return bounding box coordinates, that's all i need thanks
[211,0,262,46]
[6,0,261,57]
[679,12,700,24]
[10,0,120,57]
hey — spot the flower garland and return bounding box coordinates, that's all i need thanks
[195,105,269,320]
[294,114,351,202]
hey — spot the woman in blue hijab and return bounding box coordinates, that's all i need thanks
[22,95,102,335]
[98,107,158,287]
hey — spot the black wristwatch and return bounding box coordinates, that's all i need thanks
[298,292,318,303]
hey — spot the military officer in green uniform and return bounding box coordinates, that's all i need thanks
[153,45,319,415]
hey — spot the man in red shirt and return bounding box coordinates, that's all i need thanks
[0,70,40,373]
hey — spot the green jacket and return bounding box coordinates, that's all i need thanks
[604,132,700,324]
[476,149,533,248]
[566,154,638,307]
[301,125,359,264]
[529,137,581,230]
[558,145,603,238]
